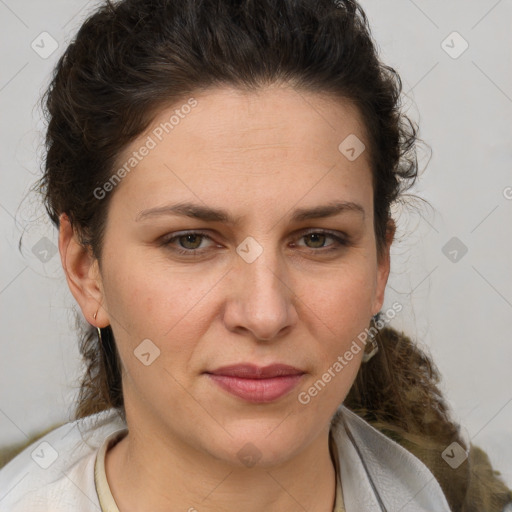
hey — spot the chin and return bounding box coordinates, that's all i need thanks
[204,424,313,469]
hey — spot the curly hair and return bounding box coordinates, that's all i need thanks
[34,0,511,510]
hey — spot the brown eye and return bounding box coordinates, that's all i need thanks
[303,232,328,249]
[160,231,214,255]
[295,230,348,252]
[160,229,348,258]
[176,233,204,250]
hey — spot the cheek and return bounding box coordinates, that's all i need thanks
[301,261,376,326]
[100,256,207,402]
[298,264,375,375]
[101,250,216,356]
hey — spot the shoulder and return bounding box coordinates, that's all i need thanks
[0,408,126,512]
[331,404,453,512]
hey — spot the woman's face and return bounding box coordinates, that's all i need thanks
[88,85,392,466]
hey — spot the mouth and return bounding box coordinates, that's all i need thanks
[205,363,305,403]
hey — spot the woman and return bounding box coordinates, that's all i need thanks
[1,0,511,510]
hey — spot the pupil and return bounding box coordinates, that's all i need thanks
[308,233,324,248]
[182,234,201,249]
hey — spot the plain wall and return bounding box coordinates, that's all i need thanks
[1,0,511,489]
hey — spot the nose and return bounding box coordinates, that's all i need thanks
[222,242,298,341]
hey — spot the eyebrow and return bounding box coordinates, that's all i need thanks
[135,200,365,224]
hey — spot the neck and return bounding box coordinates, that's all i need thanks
[105,421,338,512]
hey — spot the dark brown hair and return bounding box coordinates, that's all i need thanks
[36,0,511,510]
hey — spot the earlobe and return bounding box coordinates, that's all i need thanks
[58,213,108,328]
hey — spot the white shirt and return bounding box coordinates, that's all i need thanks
[0,404,455,511]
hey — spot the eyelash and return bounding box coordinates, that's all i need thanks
[160,229,349,256]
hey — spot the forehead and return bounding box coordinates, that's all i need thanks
[108,85,373,219]
[150,85,368,160]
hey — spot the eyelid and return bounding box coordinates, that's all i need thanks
[297,227,348,240]
[159,228,349,254]
[158,229,216,248]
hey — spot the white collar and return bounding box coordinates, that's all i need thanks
[94,405,452,512]
[0,405,452,511]
[331,404,452,512]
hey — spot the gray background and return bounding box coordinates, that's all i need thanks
[1,0,511,487]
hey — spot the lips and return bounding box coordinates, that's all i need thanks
[207,363,304,378]
[205,364,305,403]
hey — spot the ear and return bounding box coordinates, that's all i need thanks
[58,213,109,328]
[372,218,396,316]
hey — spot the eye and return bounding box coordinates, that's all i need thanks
[160,231,214,255]
[292,229,348,252]
[159,229,348,257]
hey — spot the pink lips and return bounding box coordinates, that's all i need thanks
[205,364,305,403]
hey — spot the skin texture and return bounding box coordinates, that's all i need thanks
[59,84,394,512]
